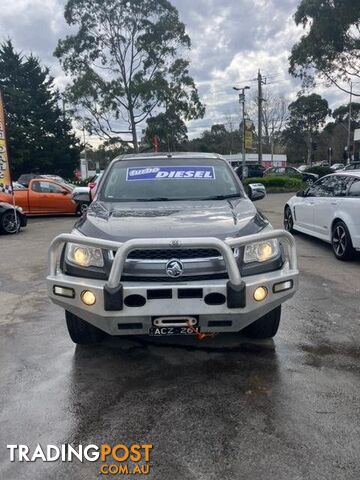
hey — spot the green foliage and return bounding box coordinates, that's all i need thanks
[244,176,305,192]
[55,0,205,150]
[0,40,81,178]
[289,0,360,93]
[184,124,242,154]
[304,166,332,177]
[145,110,187,151]
[283,94,331,163]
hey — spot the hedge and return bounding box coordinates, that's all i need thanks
[244,176,305,192]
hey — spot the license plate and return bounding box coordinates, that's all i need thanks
[149,326,200,336]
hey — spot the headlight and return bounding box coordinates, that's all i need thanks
[243,239,279,264]
[66,243,104,268]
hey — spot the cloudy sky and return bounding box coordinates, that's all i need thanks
[0,0,351,141]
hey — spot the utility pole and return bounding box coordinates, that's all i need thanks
[257,70,265,165]
[233,85,250,179]
[347,81,353,165]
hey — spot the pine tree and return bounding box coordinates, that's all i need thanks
[0,40,81,178]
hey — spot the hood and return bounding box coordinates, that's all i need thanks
[76,198,270,242]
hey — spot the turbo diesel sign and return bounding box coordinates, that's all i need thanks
[126,166,216,181]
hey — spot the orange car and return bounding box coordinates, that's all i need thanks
[0,178,79,215]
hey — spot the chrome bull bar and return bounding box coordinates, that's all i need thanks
[48,229,297,290]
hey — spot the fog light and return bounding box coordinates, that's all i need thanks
[253,286,268,302]
[273,280,293,293]
[81,290,96,306]
[53,286,75,299]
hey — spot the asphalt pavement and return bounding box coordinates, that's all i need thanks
[0,193,359,480]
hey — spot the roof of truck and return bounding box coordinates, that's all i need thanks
[117,152,223,162]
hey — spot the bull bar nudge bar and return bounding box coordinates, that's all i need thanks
[48,230,297,311]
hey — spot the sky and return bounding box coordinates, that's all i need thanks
[0,0,352,143]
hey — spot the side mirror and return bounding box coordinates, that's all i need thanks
[296,190,305,197]
[248,183,266,202]
[62,190,69,195]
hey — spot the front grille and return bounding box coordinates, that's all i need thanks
[127,248,221,260]
[121,273,229,282]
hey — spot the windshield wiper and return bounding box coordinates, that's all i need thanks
[133,197,173,202]
[200,194,242,200]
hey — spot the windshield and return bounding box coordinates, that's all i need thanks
[100,158,243,201]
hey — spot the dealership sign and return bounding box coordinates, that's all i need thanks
[0,90,13,195]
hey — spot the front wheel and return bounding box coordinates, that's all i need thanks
[0,210,20,234]
[331,221,355,261]
[65,311,106,344]
[242,306,281,339]
[76,202,89,216]
[284,206,295,233]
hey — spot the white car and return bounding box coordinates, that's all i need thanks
[284,172,360,260]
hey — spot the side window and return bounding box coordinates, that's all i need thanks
[46,183,66,193]
[31,181,65,193]
[332,176,351,197]
[277,167,285,174]
[348,178,360,197]
[307,178,327,197]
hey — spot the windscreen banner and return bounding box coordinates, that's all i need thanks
[0,90,13,195]
[126,166,216,181]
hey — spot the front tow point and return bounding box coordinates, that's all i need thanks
[104,284,124,311]
[226,281,246,308]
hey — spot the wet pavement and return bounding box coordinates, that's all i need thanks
[0,194,359,480]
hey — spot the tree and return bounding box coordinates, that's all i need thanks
[184,124,242,155]
[249,92,289,154]
[145,109,187,151]
[55,0,205,151]
[289,0,360,96]
[0,40,81,178]
[284,94,331,164]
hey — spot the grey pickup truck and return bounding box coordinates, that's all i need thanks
[47,153,299,344]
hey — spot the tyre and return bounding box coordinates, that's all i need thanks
[242,306,281,339]
[0,210,20,234]
[76,202,89,216]
[65,311,106,344]
[284,205,295,233]
[331,221,355,261]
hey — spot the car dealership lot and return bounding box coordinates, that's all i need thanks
[0,194,359,480]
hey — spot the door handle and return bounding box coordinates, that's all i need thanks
[331,201,338,206]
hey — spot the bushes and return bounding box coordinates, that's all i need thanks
[304,166,332,177]
[244,176,305,192]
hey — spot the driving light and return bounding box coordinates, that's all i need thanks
[244,239,279,263]
[66,243,104,268]
[253,286,268,302]
[273,280,293,293]
[53,286,75,299]
[81,290,96,306]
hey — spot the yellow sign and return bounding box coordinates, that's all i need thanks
[0,91,13,194]
[245,130,252,150]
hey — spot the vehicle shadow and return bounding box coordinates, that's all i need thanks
[64,334,281,448]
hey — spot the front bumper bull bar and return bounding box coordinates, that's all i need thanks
[47,230,299,335]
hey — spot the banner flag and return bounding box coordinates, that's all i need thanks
[0,89,13,195]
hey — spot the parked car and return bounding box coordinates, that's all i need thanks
[330,163,345,171]
[72,173,104,213]
[264,166,318,185]
[0,202,27,234]
[297,165,308,172]
[284,172,360,260]
[7,178,80,215]
[343,162,360,171]
[47,152,299,345]
[234,164,265,180]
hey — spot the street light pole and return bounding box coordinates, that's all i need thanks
[347,81,353,165]
[233,86,250,179]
